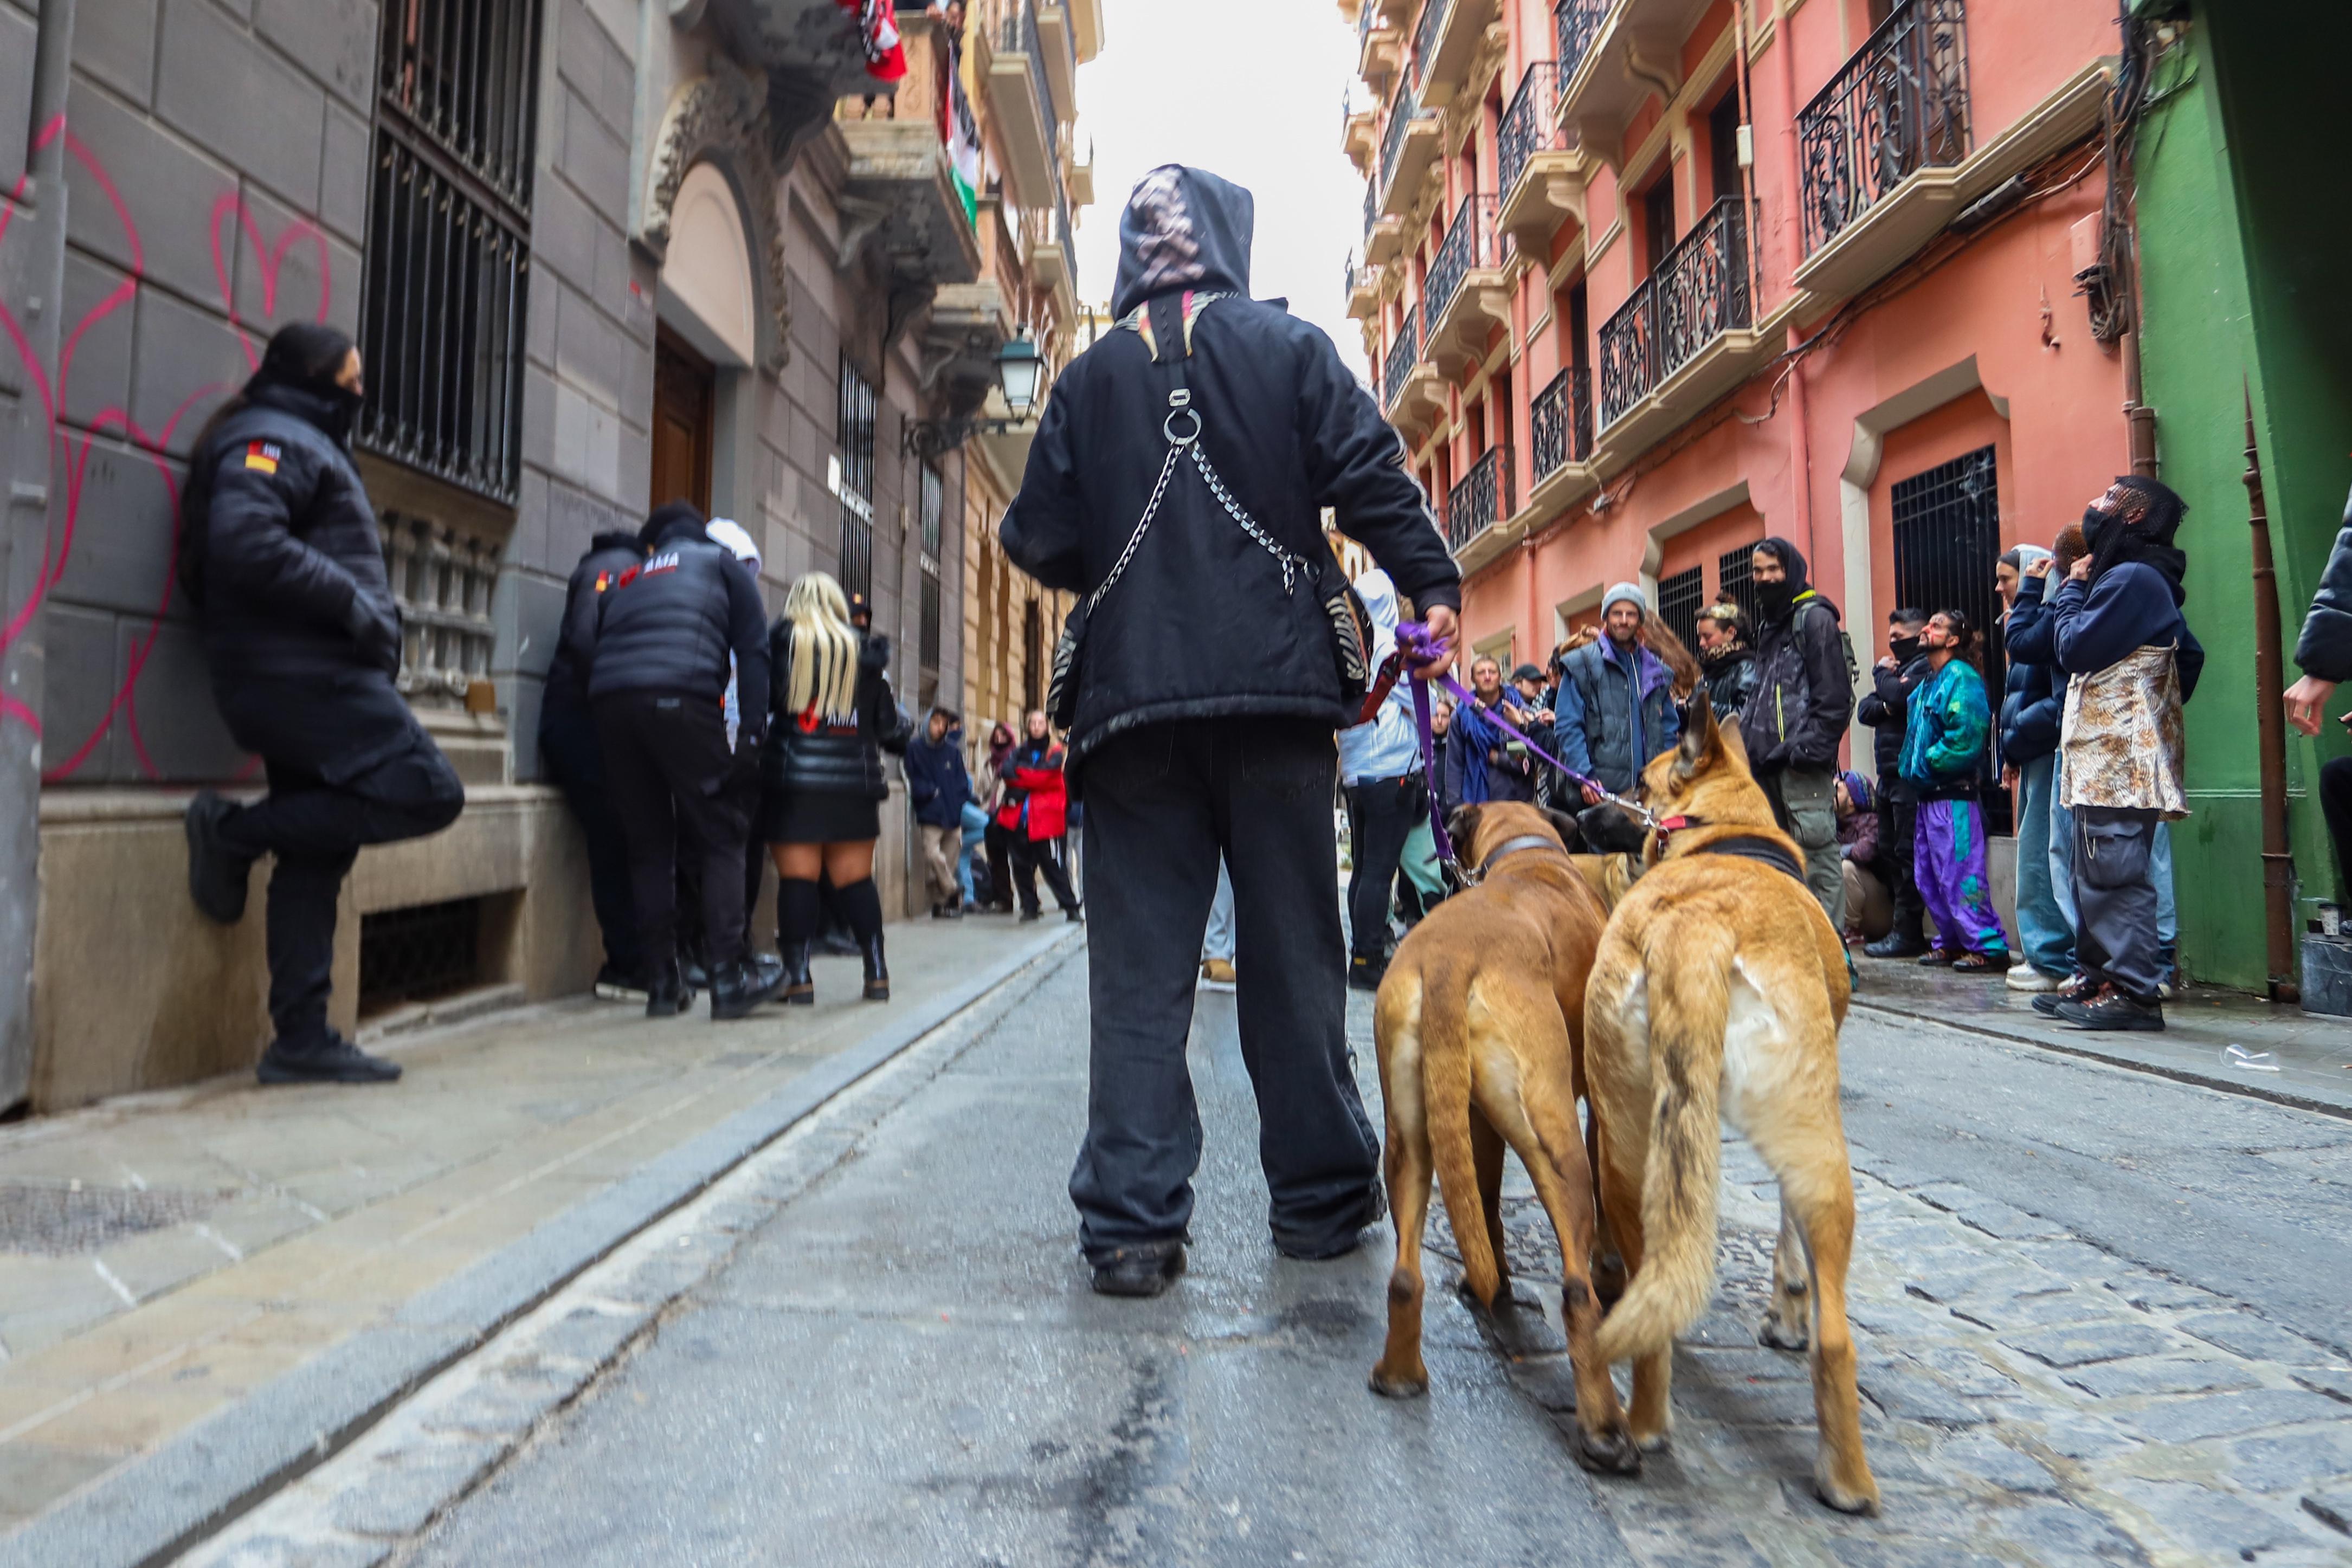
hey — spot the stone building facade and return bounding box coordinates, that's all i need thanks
[0,0,1097,1113]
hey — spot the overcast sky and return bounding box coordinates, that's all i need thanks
[1072,2,1370,379]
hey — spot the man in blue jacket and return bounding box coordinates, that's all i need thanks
[906,707,974,919]
[1553,583,1678,802]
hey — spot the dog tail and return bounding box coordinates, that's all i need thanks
[1422,960,1500,1307]
[1596,925,1732,1364]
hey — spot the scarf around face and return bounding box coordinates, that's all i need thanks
[2083,476,2188,601]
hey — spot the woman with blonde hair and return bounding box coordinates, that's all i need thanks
[761,571,912,1003]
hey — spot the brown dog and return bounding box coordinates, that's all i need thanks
[1568,851,1639,911]
[1368,801,1638,1475]
[1581,699,1880,1514]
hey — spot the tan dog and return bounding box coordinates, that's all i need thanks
[1368,801,1638,1475]
[1569,851,1640,911]
[1580,699,1878,1513]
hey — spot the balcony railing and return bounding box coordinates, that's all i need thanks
[1797,0,1969,255]
[1597,196,1750,426]
[1498,61,1566,198]
[1530,364,1593,480]
[1425,192,1501,326]
[1001,1,1060,130]
[1379,81,1421,196]
[1384,306,1420,410]
[1360,0,1377,49]
[1555,0,1611,84]
[1447,445,1514,550]
[1365,177,1380,240]
[1055,180,1078,297]
[1412,0,1452,87]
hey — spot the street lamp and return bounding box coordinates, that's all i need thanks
[900,328,1049,457]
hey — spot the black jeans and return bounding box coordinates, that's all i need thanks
[220,739,465,1044]
[594,692,752,975]
[1071,718,1381,1262]
[2322,757,2352,898]
[1874,780,1924,937]
[983,819,1017,909]
[1011,833,1079,915]
[1345,774,1420,961]
[539,700,643,979]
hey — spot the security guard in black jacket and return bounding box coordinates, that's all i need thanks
[1003,165,1461,1296]
[586,502,779,1019]
[181,324,466,1085]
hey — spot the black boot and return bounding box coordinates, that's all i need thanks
[711,958,785,1021]
[256,1030,401,1085]
[1863,927,1928,960]
[1090,1242,1186,1298]
[779,939,815,1006]
[644,959,695,1018]
[185,791,255,925]
[861,932,890,1002]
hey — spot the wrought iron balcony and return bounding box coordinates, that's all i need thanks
[1499,62,1564,201]
[1554,0,1610,83]
[1365,178,1380,241]
[1530,365,1593,482]
[1379,81,1419,193]
[1384,307,1421,411]
[1597,196,1749,427]
[1001,1,1060,128]
[1798,0,1969,256]
[1447,445,1514,552]
[1425,193,1500,329]
[1412,0,1452,88]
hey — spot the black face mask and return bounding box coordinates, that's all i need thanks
[1890,635,1923,663]
[1756,577,1797,620]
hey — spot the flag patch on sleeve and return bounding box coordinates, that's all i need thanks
[243,441,282,475]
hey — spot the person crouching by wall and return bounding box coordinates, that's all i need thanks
[586,501,778,1021]
[181,323,465,1085]
[762,572,913,1003]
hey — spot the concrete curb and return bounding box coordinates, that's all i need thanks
[0,926,1084,1568]
[1848,997,2352,1122]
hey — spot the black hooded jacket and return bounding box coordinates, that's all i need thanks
[759,627,911,802]
[542,531,645,724]
[2294,483,2352,683]
[584,510,769,732]
[1739,539,1853,774]
[1001,165,1460,779]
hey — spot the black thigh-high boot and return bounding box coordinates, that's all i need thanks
[838,877,888,1001]
[777,877,820,1004]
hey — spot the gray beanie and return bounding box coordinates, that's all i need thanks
[1602,582,1647,616]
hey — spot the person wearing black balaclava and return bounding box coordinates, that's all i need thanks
[1740,537,1856,937]
[2042,476,2204,1032]
[1855,608,1931,956]
[179,322,466,1085]
[1002,165,1460,1298]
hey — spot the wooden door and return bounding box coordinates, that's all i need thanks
[650,323,714,514]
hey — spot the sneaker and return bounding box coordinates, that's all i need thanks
[594,965,650,1003]
[184,791,255,925]
[1348,954,1386,993]
[2033,973,2100,1016]
[2057,989,2165,1032]
[1950,951,2009,974]
[1090,1243,1186,1298]
[1917,948,1960,967]
[256,1032,402,1085]
[1199,958,1237,991]
[2006,966,2061,993]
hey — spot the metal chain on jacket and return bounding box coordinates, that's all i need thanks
[1190,444,1305,595]
[1085,436,1185,614]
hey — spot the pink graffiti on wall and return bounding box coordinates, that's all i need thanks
[0,113,333,780]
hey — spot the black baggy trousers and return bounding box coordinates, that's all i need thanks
[1069,718,1381,1263]
[594,691,751,976]
[1344,773,1420,961]
[539,698,645,980]
[220,739,465,1044]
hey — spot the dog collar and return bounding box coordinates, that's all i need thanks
[1652,817,1807,883]
[1474,834,1570,879]
[1651,815,1702,855]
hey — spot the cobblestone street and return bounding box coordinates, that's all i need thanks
[158,943,2352,1568]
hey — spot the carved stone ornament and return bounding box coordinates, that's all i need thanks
[642,63,794,372]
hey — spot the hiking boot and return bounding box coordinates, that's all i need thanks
[1950,951,2009,975]
[861,932,890,1002]
[594,965,649,1003]
[779,939,815,1006]
[256,1031,401,1086]
[1864,931,1928,959]
[2033,973,2099,1017]
[2057,989,2165,1033]
[184,791,255,925]
[1090,1243,1186,1299]
[1917,948,1960,967]
[711,958,785,1021]
[644,960,696,1019]
[1348,954,1386,992]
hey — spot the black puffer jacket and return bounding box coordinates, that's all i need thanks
[1001,165,1460,780]
[2294,483,2352,683]
[1999,576,2065,766]
[1699,647,1758,722]
[542,531,643,722]
[1743,581,1854,772]
[1857,654,1929,782]
[759,626,911,802]
[584,516,768,730]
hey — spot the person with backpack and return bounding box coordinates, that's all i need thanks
[1740,538,1857,934]
[179,324,466,1085]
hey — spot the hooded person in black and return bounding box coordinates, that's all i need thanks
[1002,165,1461,1296]
[1739,537,1855,935]
[181,323,467,1085]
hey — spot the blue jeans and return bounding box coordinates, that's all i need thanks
[2014,755,2073,977]
[2051,794,2177,972]
[958,801,988,904]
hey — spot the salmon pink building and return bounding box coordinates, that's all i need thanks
[1344,0,2127,779]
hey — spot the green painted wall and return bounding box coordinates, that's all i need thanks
[2135,7,2352,990]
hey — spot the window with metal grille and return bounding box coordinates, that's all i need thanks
[358,0,541,505]
[1717,546,1755,620]
[837,357,878,600]
[918,462,944,708]
[1658,567,1703,653]
[1891,443,2009,835]
[358,896,482,1014]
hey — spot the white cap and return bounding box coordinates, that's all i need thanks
[705,518,760,571]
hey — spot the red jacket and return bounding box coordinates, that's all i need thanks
[997,741,1068,841]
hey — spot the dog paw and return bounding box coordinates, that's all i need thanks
[1573,1424,1644,1477]
[1813,1472,1881,1517]
[1367,1367,1429,1400]
[1758,1317,1810,1353]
